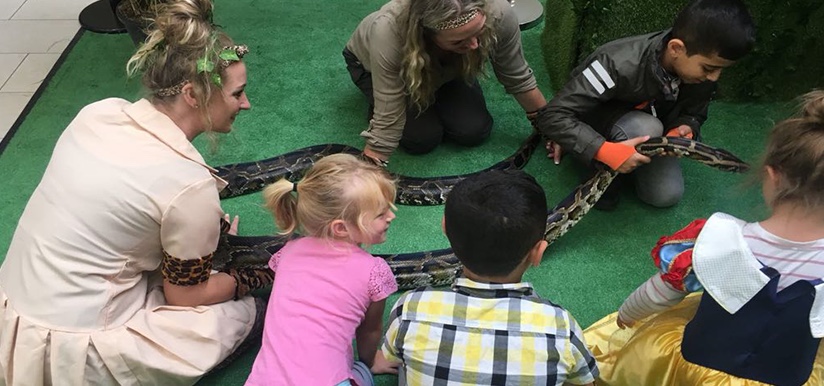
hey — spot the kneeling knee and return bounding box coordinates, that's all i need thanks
[400,138,440,155]
[448,117,493,147]
[639,188,683,208]
[451,129,491,147]
[617,111,664,138]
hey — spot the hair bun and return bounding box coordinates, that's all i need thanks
[800,90,824,124]
[152,0,214,46]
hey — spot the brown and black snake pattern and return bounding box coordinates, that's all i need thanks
[212,135,749,290]
[215,133,541,205]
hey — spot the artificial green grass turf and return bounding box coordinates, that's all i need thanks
[0,0,795,384]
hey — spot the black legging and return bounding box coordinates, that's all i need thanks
[343,48,493,154]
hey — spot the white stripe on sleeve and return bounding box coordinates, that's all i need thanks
[582,68,605,94]
[591,60,615,89]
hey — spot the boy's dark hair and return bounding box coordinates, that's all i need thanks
[444,170,548,277]
[672,0,755,61]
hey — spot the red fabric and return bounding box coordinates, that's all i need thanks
[662,251,694,291]
[650,218,707,290]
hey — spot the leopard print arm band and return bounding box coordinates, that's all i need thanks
[161,251,213,286]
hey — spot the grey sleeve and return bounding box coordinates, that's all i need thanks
[358,16,408,155]
[489,2,538,95]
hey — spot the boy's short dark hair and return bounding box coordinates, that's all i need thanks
[444,170,548,277]
[672,0,755,61]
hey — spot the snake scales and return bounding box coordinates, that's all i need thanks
[215,133,541,205]
[213,134,749,290]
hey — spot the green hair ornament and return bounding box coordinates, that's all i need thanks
[155,44,248,97]
[197,45,247,87]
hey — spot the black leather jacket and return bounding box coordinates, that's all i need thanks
[535,29,716,163]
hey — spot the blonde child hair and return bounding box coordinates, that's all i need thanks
[761,90,824,210]
[263,154,397,242]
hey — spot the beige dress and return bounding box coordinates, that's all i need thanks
[0,98,256,386]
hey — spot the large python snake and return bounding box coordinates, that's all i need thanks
[215,133,541,205]
[212,135,749,290]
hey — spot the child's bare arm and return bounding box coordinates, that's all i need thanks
[355,299,387,369]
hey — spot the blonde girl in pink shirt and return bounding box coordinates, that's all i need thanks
[246,154,401,386]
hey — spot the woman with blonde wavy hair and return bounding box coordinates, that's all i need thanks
[344,0,551,167]
[0,0,272,384]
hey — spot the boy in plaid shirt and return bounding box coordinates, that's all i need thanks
[381,170,598,385]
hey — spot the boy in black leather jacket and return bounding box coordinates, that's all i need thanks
[531,0,755,210]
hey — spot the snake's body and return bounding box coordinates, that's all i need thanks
[216,134,541,205]
[213,135,749,290]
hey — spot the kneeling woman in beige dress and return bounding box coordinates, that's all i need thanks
[0,0,273,384]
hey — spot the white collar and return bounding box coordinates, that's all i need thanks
[124,99,227,191]
[692,212,824,337]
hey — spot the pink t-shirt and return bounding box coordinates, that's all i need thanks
[246,237,398,386]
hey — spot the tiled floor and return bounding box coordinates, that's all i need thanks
[0,0,95,142]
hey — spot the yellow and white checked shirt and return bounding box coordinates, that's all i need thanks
[383,278,598,385]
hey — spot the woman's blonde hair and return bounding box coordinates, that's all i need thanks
[761,90,824,210]
[263,154,397,243]
[125,0,233,128]
[399,0,497,112]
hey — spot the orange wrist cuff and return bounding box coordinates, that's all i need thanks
[665,127,694,139]
[595,142,637,170]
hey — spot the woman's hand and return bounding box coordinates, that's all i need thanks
[371,351,401,375]
[361,146,390,168]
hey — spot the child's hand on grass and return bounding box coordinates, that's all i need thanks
[371,351,401,375]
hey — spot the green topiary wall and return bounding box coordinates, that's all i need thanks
[541,0,824,101]
[540,0,581,94]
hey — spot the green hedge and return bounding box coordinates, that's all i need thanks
[539,0,580,96]
[541,0,824,101]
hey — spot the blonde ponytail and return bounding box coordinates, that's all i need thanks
[263,179,300,235]
[262,154,397,240]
